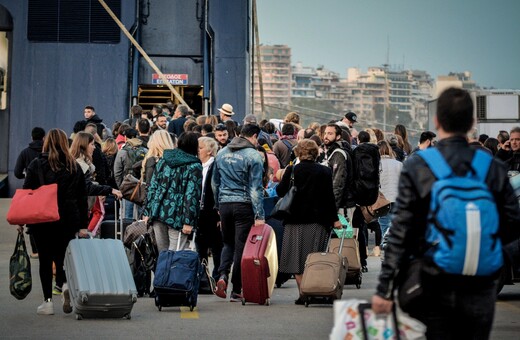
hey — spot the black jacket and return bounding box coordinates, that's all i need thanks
[376,136,520,299]
[198,161,219,231]
[14,140,43,179]
[23,154,89,232]
[92,143,108,185]
[496,148,520,173]
[276,160,338,227]
[85,114,105,138]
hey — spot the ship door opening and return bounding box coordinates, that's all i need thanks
[137,84,203,115]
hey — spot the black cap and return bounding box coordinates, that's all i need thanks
[345,111,357,123]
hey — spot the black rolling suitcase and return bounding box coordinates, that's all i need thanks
[100,200,133,239]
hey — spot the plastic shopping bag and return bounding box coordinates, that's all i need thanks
[329,299,426,340]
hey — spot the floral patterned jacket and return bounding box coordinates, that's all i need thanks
[143,148,202,230]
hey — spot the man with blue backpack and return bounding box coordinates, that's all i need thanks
[372,88,520,339]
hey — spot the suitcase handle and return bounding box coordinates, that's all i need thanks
[327,225,347,256]
[75,231,94,239]
[176,230,197,251]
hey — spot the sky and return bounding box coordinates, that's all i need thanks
[257,0,520,90]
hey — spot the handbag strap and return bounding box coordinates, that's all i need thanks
[129,179,142,202]
[289,165,295,187]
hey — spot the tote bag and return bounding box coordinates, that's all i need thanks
[6,160,60,225]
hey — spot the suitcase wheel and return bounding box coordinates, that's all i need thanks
[124,313,132,320]
[241,299,246,306]
[158,305,162,312]
[304,299,309,308]
[265,298,270,306]
[190,306,194,312]
[75,314,83,320]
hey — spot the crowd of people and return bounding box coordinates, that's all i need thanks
[13,88,520,340]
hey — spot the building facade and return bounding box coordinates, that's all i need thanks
[252,44,292,116]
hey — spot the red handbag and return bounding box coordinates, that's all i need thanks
[6,160,60,225]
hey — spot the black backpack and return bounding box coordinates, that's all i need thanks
[352,143,380,206]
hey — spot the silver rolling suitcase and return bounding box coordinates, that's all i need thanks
[64,238,138,320]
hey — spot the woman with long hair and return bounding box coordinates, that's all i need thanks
[70,132,121,239]
[394,124,412,156]
[70,132,121,198]
[102,138,118,188]
[141,130,176,185]
[21,128,88,315]
[205,115,219,128]
[377,140,403,250]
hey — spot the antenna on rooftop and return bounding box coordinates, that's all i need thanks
[386,35,390,68]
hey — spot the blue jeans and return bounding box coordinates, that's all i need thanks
[409,276,496,340]
[379,203,394,247]
[218,202,254,294]
[123,199,134,219]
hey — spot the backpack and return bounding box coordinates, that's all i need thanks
[123,144,147,176]
[418,148,502,276]
[352,143,380,206]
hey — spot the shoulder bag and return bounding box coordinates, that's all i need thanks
[360,191,391,223]
[119,174,147,206]
[7,159,60,225]
[270,167,296,220]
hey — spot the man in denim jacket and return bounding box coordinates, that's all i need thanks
[212,124,265,301]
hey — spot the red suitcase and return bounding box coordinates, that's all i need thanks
[240,223,278,305]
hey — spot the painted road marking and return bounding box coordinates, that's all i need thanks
[180,306,199,319]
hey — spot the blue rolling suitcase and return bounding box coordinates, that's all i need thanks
[153,237,203,311]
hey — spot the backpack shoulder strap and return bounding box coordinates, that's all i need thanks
[282,139,293,151]
[417,148,452,180]
[471,149,492,182]
[329,147,346,160]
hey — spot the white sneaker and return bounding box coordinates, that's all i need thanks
[37,299,54,315]
[62,283,72,314]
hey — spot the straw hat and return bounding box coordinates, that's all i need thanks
[218,103,235,116]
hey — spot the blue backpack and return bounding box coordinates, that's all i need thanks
[418,148,502,276]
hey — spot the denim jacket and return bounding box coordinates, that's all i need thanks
[212,137,265,220]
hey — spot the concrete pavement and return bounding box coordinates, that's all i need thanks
[0,198,519,339]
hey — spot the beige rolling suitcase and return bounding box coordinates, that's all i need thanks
[300,232,347,307]
[329,237,363,288]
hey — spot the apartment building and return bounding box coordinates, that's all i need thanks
[252,45,292,116]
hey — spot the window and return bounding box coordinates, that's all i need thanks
[28,0,121,43]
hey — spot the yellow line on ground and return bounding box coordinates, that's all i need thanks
[180,306,200,319]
